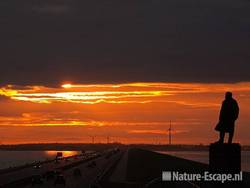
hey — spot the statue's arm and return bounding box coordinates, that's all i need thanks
[219,102,224,121]
[235,101,239,120]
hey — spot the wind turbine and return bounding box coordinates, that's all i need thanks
[168,121,172,145]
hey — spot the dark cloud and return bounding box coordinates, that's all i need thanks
[5,85,35,90]
[1,0,250,86]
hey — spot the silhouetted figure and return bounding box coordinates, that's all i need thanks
[215,92,239,144]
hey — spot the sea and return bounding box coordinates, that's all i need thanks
[157,150,250,172]
[0,150,81,170]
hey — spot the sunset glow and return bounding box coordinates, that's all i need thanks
[0,82,250,144]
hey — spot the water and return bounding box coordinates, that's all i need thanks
[0,150,81,170]
[157,151,250,172]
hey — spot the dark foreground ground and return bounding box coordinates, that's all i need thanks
[102,148,250,188]
[0,147,249,188]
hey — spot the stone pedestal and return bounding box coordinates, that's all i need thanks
[209,143,241,173]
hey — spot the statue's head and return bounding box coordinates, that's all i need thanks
[225,92,233,100]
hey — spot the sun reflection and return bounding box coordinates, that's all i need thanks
[45,150,80,158]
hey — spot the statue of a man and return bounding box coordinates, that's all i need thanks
[215,92,239,144]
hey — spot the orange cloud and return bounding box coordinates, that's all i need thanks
[0,82,250,144]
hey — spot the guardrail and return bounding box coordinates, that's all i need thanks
[92,150,124,188]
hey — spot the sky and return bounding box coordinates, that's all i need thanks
[0,0,250,144]
[0,82,250,144]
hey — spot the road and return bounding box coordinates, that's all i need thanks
[24,149,122,188]
[0,149,123,188]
